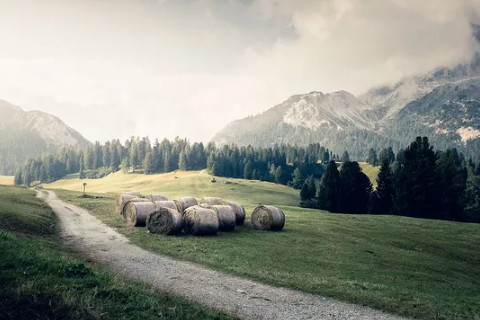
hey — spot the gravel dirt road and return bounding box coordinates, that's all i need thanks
[39,190,407,320]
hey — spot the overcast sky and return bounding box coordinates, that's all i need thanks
[1,0,479,143]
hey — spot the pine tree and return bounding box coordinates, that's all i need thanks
[143,151,153,174]
[211,161,219,176]
[79,161,85,179]
[322,151,330,164]
[243,161,253,179]
[300,182,310,201]
[394,137,438,218]
[341,151,350,163]
[306,175,316,199]
[292,167,305,189]
[464,163,480,222]
[339,161,372,214]
[274,166,284,184]
[317,161,340,212]
[371,160,394,214]
[178,150,187,170]
[435,149,467,220]
[367,148,378,165]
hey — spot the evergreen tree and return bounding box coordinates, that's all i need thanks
[211,161,219,176]
[435,149,467,220]
[318,161,340,212]
[243,161,253,179]
[394,137,438,218]
[367,148,378,165]
[292,167,305,189]
[300,182,310,201]
[14,170,23,185]
[274,166,284,184]
[79,161,85,179]
[371,160,394,214]
[178,150,187,170]
[339,161,372,214]
[322,151,330,164]
[341,151,350,163]
[93,141,103,169]
[306,175,316,199]
[465,163,480,222]
[143,151,153,174]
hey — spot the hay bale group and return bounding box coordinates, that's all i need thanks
[115,191,285,236]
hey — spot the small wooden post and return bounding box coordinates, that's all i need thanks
[83,182,87,196]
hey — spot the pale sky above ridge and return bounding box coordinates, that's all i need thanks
[0,0,479,143]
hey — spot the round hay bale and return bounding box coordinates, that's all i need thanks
[146,194,168,202]
[251,205,285,231]
[221,201,246,225]
[173,197,198,213]
[125,202,156,227]
[210,205,236,231]
[146,208,183,235]
[197,203,212,209]
[153,200,178,211]
[123,190,142,197]
[120,197,150,217]
[183,206,219,236]
[200,197,223,205]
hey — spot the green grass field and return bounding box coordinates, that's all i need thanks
[0,185,233,320]
[359,162,380,187]
[47,170,480,320]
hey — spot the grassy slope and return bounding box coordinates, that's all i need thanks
[358,162,380,187]
[0,185,233,320]
[0,175,14,185]
[48,171,480,320]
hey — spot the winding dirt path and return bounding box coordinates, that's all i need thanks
[39,190,407,320]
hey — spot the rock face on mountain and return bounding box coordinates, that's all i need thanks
[0,100,91,174]
[212,52,480,161]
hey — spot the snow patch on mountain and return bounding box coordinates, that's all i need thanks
[282,91,373,131]
[457,127,480,143]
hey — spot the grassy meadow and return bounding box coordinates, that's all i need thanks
[48,170,480,320]
[0,185,234,320]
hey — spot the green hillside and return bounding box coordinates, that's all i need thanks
[0,185,233,320]
[48,170,480,320]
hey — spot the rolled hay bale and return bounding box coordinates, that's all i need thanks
[153,200,178,211]
[146,207,183,235]
[125,201,156,227]
[183,206,219,236]
[200,197,223,205]
[251,205,285,231]
[221,201,246,226]
[173,197,198,213]
[210,205,236,232]
[123,190,142,197]
[146,194,168,202]
[119,197,150,217]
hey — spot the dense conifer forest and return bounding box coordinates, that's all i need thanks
[15,136,480,223]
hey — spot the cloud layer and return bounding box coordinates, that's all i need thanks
[0,0,479,142]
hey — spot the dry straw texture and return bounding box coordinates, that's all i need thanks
[146,207,183,235]
[115,191,142,214]
[146,194,168,202]
[221,201,246,225]
[125,202,156,227]
[251,205,285,231]
[210,205,236,231]
[173,197,198,213]
[153,200,178,211]
[183,206,219,235]
[120,197,150,217]
[200,197,223,205]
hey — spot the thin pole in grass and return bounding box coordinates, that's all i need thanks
[83,182,87,196]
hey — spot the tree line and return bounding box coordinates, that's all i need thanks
[301,137,480,223]
[14,137,335,190]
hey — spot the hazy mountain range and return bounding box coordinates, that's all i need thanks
[0,100,91,174]
[212,27,480,161]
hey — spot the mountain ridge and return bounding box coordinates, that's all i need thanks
[0,100,91,174]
